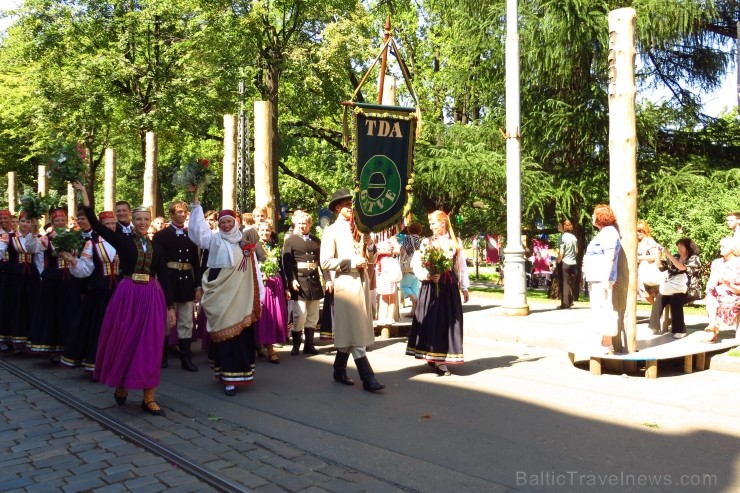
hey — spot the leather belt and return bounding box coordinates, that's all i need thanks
[167,261,192,270]
[296,261,317,270]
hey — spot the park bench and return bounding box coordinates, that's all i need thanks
[567,333,739,379]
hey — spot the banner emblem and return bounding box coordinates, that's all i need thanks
[352,104,416,232]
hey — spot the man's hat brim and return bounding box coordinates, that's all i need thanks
[328,188,352,212]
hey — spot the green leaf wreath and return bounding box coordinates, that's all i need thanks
[19,191,62,219]
[261,247,281,279]
[50,227,84,256]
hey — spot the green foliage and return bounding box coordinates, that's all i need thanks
[0,0,736,253]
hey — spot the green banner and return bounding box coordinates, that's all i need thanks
[353,103,416,232]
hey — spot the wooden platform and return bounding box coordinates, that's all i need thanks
[567,332,739,379]
[373,319,412,338]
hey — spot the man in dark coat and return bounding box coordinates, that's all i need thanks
[153,200,202,371]
[115,201,133,236]
[282,212,325,355]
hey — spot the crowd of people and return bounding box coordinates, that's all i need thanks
[0,182,472,415]
[2,176,736,407]
[578,207,740,353]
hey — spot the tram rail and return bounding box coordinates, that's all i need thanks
[0,357,250,493]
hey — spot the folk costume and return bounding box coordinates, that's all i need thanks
[189,205,264,395]
[153,218,202,371]
[61,211,120,372]
[116,221,133,237]
[254,239,288,360]
[319,188,384,392]
[27,211,82,360]
[406,233,470,369]
[283,229,324,355]
[85,205,173,416]
[0,217,42,351]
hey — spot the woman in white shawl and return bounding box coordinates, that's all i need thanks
[188,186,264,396]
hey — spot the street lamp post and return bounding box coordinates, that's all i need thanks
[501,0,529,316]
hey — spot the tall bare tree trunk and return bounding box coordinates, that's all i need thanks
[266,66,280,224]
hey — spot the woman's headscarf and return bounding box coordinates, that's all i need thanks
[207,210,242,268]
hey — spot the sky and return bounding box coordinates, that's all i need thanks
[0,0,736,117]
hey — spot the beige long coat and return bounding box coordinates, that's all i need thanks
[319,218,375,348]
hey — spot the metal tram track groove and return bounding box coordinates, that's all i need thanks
[0,358,250,493]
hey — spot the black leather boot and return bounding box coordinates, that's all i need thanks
[354,356,385,393]
[291,332,302,355]
[161,337,168,368]
[333,351,354,385]
[303,327,319,355]
[178,339,198,372]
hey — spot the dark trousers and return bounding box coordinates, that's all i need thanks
[650,292,688,333]
[560,262,576,307]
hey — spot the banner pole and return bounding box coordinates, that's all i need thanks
[377,16,391,104]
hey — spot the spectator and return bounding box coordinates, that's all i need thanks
[582,204,620,354]
[636,219,661,304]
[399,222,422,316]
[650,238,702,339]
[556,219,578,309]
[727,212,740,238]
[703,237,740,342]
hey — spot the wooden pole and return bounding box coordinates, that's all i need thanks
[144,131,157,209]
[254,101,276,221]
[67,183,75,218]
[223,114,237,211]
[380,75,397,106]
[377,16,391,104]
[38,166,48,196]
[104,148,116,211]
[7,172,16,214]
[608,8,638,353]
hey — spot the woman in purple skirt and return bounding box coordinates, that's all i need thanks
[254,220,288,363]
[75,182,175,416]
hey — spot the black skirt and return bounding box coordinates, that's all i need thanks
[406,273,464,364]
[27,277,81,354]
[61,289,114,371]
[209,326,256,386]
[2,271,40,345]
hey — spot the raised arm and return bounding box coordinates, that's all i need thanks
[185,185,212,250]
[72,181,122,250]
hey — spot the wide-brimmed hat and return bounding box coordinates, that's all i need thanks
[328,188,352,212]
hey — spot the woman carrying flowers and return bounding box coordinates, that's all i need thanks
[187,185,264,396]
[406,210,470,376]
[254,220,288,363]
[74,181,176,416]
[27,209,83,363]
[60,210,121,373]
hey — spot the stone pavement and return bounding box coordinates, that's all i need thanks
[0,369,214,493]
[2,290,740,493]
